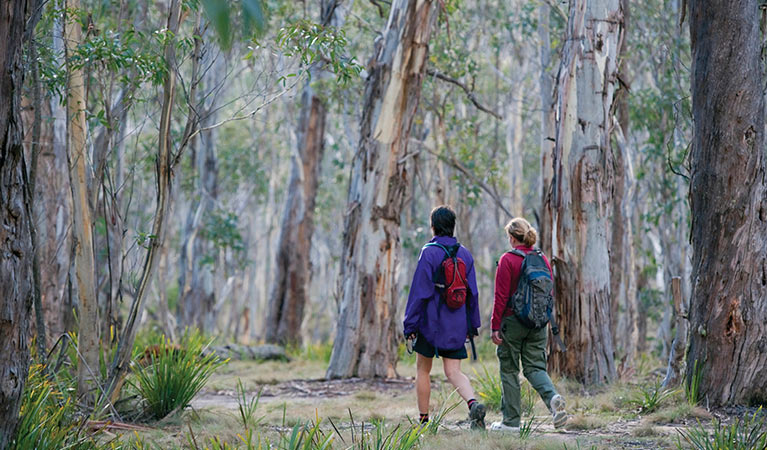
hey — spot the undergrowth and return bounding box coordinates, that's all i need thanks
[130,330,226,420]
[677,407,767,450]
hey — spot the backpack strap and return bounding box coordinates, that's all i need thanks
[550,315,567,352]
[424,242,451,258]
[508,248,527,258]
[424,242,460,258]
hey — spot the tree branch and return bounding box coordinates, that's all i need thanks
[413,139,513,219]
[426,68,504,120]
[541,0,568,21]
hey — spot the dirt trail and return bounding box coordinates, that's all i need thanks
[191,376,682,448]
[193,377,415,409]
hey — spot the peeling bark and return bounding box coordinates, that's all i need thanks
[548,0,621,384]
[687,0,767,406]
[327,0,438,379]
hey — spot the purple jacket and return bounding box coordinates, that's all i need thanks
[403,236,481,351]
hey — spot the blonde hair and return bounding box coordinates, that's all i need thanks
[505,217,538,247]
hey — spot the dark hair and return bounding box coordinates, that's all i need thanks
[430,205,456,237]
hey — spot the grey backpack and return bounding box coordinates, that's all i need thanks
[508,248,554,329]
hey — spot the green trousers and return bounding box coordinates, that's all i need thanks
[496,315,558,427]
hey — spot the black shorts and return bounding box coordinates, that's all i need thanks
[413,332,468,359]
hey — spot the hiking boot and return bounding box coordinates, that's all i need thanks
[489,421,519,432]
[469,401,486,430]
[550,394,568,429]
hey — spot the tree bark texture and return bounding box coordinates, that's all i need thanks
[265,0,348,346]
[548,0,621,384]
[326,0,438,379]
[0,0,38,446]
[611,4,639,366]
[613,127,638,367]
[64,0,101,399]
[687,0,767,406]
[662,277,687,388]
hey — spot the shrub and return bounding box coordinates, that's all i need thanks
[131,330,226,420]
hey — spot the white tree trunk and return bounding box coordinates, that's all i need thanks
[327,0,439,379]
[549,0,621,384]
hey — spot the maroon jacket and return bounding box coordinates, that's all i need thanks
[491,245,553,331]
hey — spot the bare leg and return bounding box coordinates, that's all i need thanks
[442,357,475,401]
[416,353,433,414]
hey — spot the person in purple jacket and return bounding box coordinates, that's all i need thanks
[403,205,486,430]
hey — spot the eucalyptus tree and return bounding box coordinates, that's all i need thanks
[686,0,767,406]
[64,0,100,399]
[265,0,353,346]
[0,0,41,445]
[327,0,439,378]
[548,0,622,384]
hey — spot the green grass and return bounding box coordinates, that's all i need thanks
[628,379,679,414]
[11,364,74,450]
[11,363,125,450]
[646,403,711,424]
[287,342,334,364]
[422,389,462,435]
[677,407,767,450]
[686,359,703,406]
[236,378,264,430]
[131,330,227,420]
[473,364,502,411]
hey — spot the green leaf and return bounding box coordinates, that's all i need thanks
[201,0,231,49]
[241,0,267,38]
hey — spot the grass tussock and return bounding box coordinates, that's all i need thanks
[676,407,767,450]
[564,413,608,431]
[131,330,226,420]
[647,403,712,424]
[632,423,659,437]
[473,364,502,412]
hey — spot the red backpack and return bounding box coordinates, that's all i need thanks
[424,242,467,309]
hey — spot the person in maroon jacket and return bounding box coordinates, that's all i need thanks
[489,217,567,432]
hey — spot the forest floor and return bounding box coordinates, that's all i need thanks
[125,349,727,449]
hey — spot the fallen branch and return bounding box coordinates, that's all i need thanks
[426,68,503,120]
[87,421,154,432]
